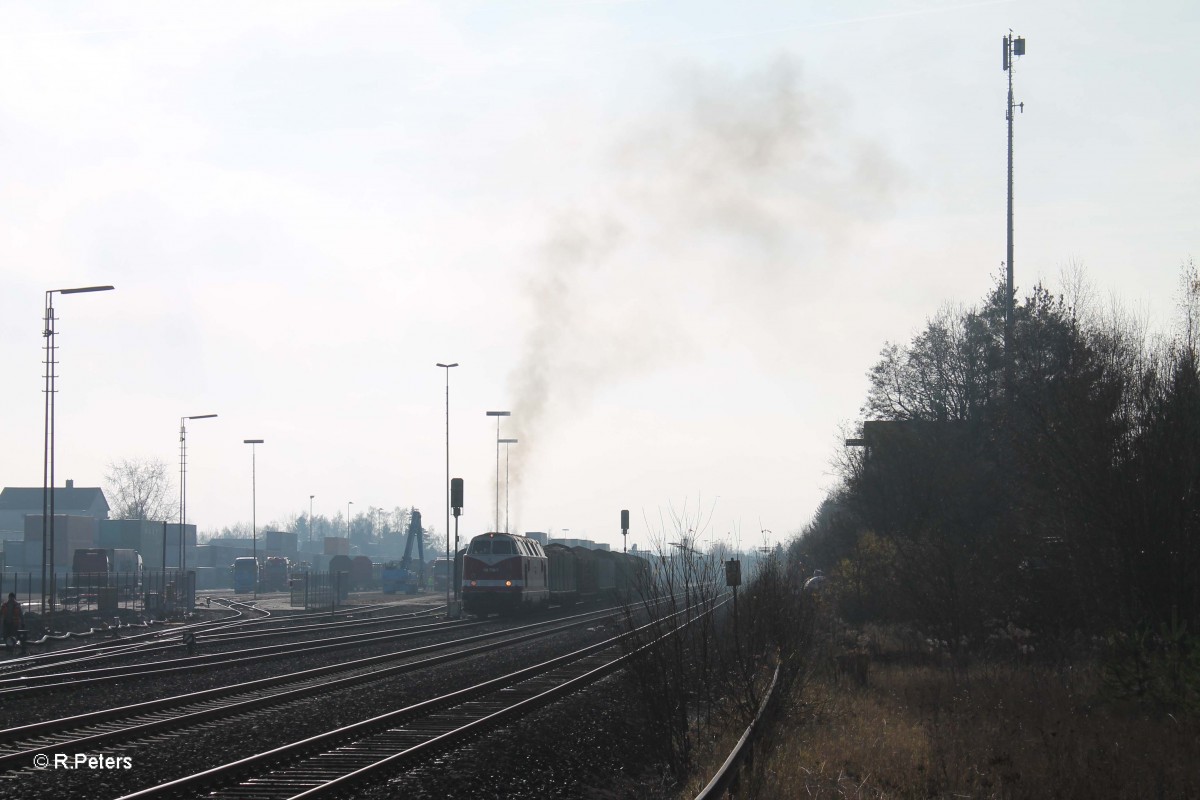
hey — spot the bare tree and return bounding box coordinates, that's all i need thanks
[105,457,178,521]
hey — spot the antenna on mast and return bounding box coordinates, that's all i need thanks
[1003,31,1026,393]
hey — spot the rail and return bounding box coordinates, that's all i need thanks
[695,659,783,800]
[0,607,624,772]
[116,600,709,798]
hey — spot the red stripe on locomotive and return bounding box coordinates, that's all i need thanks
[462,554,523,582]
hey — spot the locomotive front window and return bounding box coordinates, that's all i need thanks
[491,540,515,554]
[469,540,492,555]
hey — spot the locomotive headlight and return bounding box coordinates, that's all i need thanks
[505,580,512,587]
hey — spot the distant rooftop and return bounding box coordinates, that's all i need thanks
[0,484,110,513]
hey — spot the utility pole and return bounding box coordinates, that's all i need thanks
[436,363,458,572]
[243,439,264,599]
[499,438,517,533]
[485,411,510,533]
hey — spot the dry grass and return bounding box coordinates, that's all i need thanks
[747,658,1200,799]
[674,667,783,799]
[675,710,756,799]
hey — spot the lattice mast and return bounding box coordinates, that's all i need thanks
[1003,32,1026,374]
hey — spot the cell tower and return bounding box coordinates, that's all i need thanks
[1003,31,1026,374]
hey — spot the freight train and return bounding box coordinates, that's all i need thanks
[461,532,649,617]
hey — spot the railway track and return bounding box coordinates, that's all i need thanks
[0,598,262,677]
[0,603,440,680]
[1,597,441,671]
[0,615,476,696]
[0,606,624,775]
[118,607,684,800]
[0,596,301,675]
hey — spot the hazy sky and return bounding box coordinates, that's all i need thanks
[2,0,1195,553]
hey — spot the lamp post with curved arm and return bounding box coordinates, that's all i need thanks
[180,414,217,582]
[42,284,114,615]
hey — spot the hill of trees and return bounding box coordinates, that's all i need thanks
[794,263,1200,643]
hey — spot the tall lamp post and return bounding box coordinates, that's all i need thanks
[347,501,354,543]
[180,414,217,581]
[436,363,458,581]
[244,439,264,598]
[485,411,510,533]
[42,284,114,615]
[499,438,517,533]
[309,494,315,551]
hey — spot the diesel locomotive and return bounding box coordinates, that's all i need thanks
[461,531,648,616]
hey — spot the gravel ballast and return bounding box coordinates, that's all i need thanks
[2,618,649,799]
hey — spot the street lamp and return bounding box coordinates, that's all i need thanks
[436,363,458,590]
[244,440,264,599]
[180,414,217,582]
[347,501,354,543]
[309,495,315,551]
[485,411,510,533]
[42,283,114,615]
[499,438,517,533]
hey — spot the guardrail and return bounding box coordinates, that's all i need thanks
[695,660,783,800]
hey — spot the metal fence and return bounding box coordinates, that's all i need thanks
[290,571,350,611]
[0,570,195,615]
[0,573,36,609]
[65,569,194,614]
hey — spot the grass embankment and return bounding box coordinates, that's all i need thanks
[754,658,1200,799]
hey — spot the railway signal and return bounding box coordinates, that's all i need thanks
[451,477,464,615]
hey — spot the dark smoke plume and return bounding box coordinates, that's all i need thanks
[504,58,898,530]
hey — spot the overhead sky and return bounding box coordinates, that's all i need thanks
[2,1,1195,554]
